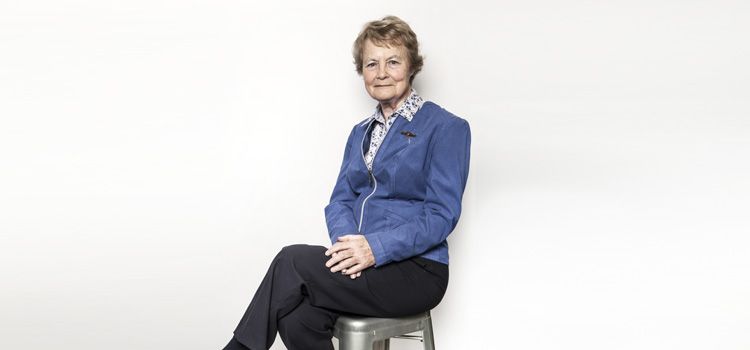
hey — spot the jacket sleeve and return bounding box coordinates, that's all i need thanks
[367,118,471,266]
[323,126,360,244]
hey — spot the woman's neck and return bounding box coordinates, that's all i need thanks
[379,88,411,122]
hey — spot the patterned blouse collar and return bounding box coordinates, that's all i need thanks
[362,89,425,125]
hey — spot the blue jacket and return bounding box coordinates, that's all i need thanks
[324,101,471,266]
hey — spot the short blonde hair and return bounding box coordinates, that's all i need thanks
[352,15,424,84]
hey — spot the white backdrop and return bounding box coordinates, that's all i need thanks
[1,1,749,349]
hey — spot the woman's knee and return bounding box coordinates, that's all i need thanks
[276,244,326,262]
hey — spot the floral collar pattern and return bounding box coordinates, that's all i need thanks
[366,89,424,124]
[363,89,425,171]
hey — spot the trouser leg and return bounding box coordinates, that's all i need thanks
[232,245,310,349]
[277,298,337,350]
[231,244,448,350]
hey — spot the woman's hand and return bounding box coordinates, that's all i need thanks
[324,235,375,279]
[331,252,362,279]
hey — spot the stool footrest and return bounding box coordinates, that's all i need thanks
[393,334,424,341]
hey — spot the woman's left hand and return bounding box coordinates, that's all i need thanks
[324,234,375,278]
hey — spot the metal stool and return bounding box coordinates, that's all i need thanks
[333,311,436,350]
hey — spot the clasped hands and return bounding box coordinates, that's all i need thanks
[324,234,375,280]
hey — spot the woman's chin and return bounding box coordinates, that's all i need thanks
[370,93,395,103]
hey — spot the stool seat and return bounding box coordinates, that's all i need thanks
[333,311,436,350]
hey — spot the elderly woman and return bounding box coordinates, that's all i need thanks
[224,16,470,350]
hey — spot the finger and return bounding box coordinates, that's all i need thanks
[340,253,369,274]
[325,250,347,268]
[330,257,357,273]
[325,241,350,256]
[332,257,357,273]
[325,242,344,256]
[324,245,337,256]
[343,263,366,275]
[325,249,352,268]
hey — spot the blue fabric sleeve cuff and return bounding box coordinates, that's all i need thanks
[367,233,389,267]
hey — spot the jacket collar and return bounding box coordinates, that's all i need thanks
[360,89,424,126]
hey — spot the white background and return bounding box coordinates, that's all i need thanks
[1,1,749,349]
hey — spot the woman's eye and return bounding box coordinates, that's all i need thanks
[387,60,400,66]
[366,62,377,68]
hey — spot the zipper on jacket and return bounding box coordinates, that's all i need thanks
[358,121,377,233]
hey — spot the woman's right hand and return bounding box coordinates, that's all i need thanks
[330,252,363,279]
[325,235,375,279]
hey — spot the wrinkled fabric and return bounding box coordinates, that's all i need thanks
[324,101,471,266]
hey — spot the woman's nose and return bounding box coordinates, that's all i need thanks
[376,65,388,79]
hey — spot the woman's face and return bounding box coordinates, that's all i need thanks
[362,39,411,105]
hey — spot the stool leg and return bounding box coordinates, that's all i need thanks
[373,339,389,350]
[339,333,374,350]
[422,317,436,350]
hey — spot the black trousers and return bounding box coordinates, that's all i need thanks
[228,244,449,350]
